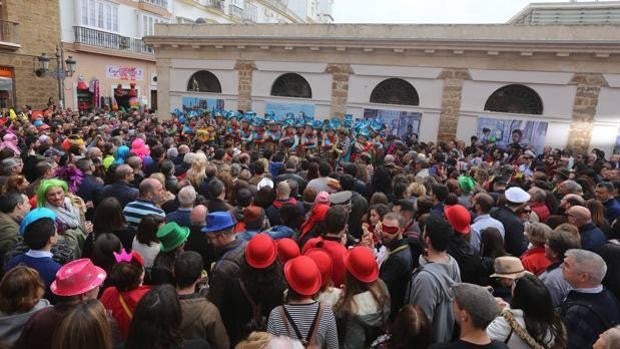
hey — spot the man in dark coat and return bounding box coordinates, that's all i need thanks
[490,186,529,256]
[97,164,138,208]
[560,249,620,349]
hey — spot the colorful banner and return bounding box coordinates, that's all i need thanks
[105,65,144,81]
[264,102,316,120]
[180,96,225,112]
[477,117,548,154]
[363,108,422,138]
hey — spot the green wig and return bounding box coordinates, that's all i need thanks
[37,178,68,208]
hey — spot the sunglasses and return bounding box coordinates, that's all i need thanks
[381,225,400,235]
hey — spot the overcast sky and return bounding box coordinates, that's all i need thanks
[332,0,607,24]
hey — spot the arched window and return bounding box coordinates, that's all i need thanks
[270,73,312,98]
[370,78,419,106]
[187,70,222,93]
[484,84,543,115]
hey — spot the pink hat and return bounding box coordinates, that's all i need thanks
[444,204,471,235]
[50,258,106,296]
[314,191,330,205]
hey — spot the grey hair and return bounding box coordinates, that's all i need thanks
[177,186,197,206]
[528,187,546,203]
[230,163,241,177]
[561,180,583,195]
[166,147,179,159]
[565,248,607,284]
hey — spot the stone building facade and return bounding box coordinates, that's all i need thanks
[145,24,620,156]
[0,0,60,108]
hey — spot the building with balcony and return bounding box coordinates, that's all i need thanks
[0,0,60,109]
[509,1,620,25]
[59,0,332,112]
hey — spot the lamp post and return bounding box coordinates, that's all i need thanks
[36,46,76,108]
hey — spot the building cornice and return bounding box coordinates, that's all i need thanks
[144,24,620,58]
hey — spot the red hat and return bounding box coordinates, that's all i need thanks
[343,246,378,283]
[304,248,333,287]
[277,238,300,263]
[444,204,471,234]
[50,258,107,296]
[245,233,278,269]
[284,256,322,296]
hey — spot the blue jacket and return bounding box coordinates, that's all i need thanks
[166,208,192,228]
[579,223,607,252]
[560,288,620,349]
[603,198,620,224]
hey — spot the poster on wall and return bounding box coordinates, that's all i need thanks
[105,65,144,81]
[264,102,316,120]
[180,96,225,113]
[614,127,620,155]
[476,117,548,154]
[363,108,422,138]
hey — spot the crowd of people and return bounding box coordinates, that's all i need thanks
[0,105,619,349]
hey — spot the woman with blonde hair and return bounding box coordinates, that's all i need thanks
[521,222,552,275]
[594,326,620,349]
[185,151,208,188]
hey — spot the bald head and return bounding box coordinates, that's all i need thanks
[276,181,291,199]
[139,178,163,201]
[567,205,591,226]
[190,204,208,226]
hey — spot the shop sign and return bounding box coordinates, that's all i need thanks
[105,65,144,81]
[0,66,14,78]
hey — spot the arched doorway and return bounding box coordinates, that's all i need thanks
[484,84,543,115]
[187,70,222,93]
[370,78,419,106]
[270,73,312,98]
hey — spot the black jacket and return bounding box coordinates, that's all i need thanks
[599,241,620,302]
[490,206,527,256]
[379,238,421,319]
[447,235,486,285]
[98,181,138,208]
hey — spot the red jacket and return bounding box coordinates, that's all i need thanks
[100,285,151,339]
[520,247,551,276]
[302,236,347,287]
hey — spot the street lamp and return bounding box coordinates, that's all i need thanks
[35,46,77,108]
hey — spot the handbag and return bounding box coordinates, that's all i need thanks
[501,310,545,349]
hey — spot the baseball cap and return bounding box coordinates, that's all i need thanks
[451,283,501,328]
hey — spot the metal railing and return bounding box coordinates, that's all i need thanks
[139,0,168,9]
[228,4,244,19]
[74,26,153,55]
[198,0,224,11]
[0,20,19,44]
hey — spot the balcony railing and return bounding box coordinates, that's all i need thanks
[0,20,19,45]
[74,26,154,55]
[198,0,224,11]
[139,0,168,9]
[228,4,244,19]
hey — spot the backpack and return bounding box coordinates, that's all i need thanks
[239,279,267,334]
[279,303,323,349]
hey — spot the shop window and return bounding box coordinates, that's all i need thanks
[187,70,222,93]
[270,73,312,98]
[370,78,419,106]
[484,84,543,115]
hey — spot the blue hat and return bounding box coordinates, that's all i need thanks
[202,211,236,233]
[20,208,56,235]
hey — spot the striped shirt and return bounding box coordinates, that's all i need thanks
[123,199,165,230]
[267,301,339,349]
